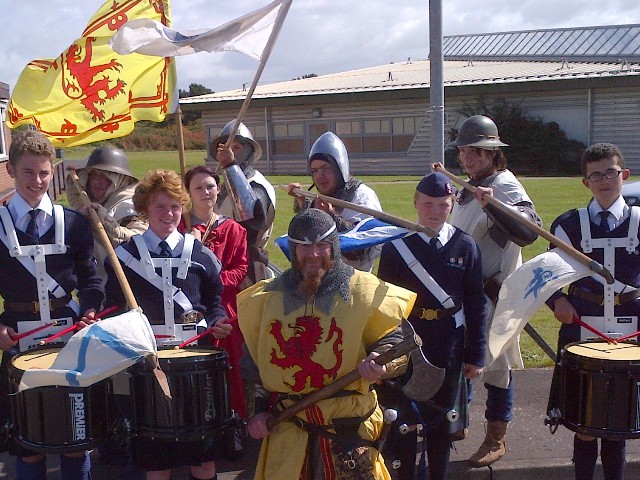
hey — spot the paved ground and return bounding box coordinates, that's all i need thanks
[0,368,638,479]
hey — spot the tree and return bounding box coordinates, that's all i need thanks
[450,97,585,175]
[179,83,214,98]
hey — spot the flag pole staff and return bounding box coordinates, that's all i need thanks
[223,0,293,148]
[433,163,614,284]
[174,107,191,231]
[281,185,439,236]
[69,171,139,310]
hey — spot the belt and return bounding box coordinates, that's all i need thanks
[176,311,204,324]
[568,285,640,306]
[418,305,461,321]
[4,295,72,314]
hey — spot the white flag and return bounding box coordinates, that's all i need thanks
[487,249,591,365]
[18,309,156,391]
[110,0,292,60]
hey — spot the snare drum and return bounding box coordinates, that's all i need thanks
[560,340,640,439]
[128,346,231,441]
[8,346,117,453]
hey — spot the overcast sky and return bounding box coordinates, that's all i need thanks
[1,0,639,96]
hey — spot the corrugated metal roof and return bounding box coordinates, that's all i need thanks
[443,24,640,62]
[180,58,640,105]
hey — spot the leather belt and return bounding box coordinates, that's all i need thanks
[568,285,640,306]
[4,295,72,314]
[418,305,461,321]
[176,310,204,324]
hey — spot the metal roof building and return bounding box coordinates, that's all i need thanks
[181,24,640,175]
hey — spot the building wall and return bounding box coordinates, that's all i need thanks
[200,82,640,175]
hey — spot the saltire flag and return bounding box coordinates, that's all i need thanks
[275,217,412,260]
[6,0,177,147]
[17,309,156,392]
[487,249,591,365]
[110,0,293,61]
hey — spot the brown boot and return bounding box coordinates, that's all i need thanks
[468,420,508,467]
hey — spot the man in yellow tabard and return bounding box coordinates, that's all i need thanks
[238,208,417,480]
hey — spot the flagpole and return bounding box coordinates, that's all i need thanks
[224,0,293,148]
[69,171,139,310]
[174,108,191,231]
[433,164,615,285]
[282,185,439,236]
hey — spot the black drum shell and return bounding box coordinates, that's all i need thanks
[8,345,117,454]
[560,340,640,440]
[128,346,231,441]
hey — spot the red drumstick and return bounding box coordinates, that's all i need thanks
[613,330,640,342]
[155,334,174,339]
[572,316,617,343]
[10,320,61,342]
[175,327,214,349]
[39,305,120,345]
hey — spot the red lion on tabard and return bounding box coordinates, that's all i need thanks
[270,315,343,392]
[63,37,126,122]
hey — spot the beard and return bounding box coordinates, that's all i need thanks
[294,256,334,298]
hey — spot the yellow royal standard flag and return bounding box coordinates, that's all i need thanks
[6,0,177,147]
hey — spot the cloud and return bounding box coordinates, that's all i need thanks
[1,0,639,96]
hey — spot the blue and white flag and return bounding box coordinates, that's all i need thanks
[488,249,591,365]
[275,217,411,260]
[18,309,156,391]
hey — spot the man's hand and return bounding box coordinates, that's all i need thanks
[313,199,335,215]
[76,309,98,329]
[0,324,17,351]
[474,186,493,206]
[216,144,235,168]
[551,296,578,324]
[463,363,483,380]
[212,317,232,339]
[286,183,305,210]
[247,412,272,439]
[359,351,386,382]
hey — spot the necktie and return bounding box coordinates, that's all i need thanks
[429,237,440,249]
[25,209,40,238]
[599,211,611,233]
[158,240,172,257]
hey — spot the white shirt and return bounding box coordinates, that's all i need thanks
[142,229,183,256]
[8,193,54,236]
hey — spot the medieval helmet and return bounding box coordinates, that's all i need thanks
[309,132,350,184]
[85,145,137,180]
[451,115,508,150]
[209,120,263,168]
[288,208,341,264]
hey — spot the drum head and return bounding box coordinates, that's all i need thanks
[11,346,62,371]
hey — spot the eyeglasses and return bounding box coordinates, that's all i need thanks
[585,169,623,182]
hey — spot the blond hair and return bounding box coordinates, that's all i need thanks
[133,169,189,215]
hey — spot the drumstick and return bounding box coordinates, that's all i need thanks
[612,330,640,342]
[155,334,174,339]
[39,305,120,345]
[175,327,214,349]
[572,316,617,343]
[9,320,62,342]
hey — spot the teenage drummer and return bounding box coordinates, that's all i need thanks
[0,131,103,480]
[104,168,231,480]
[546,143,638,480]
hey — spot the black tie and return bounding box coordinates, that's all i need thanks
[429,237,440,249]
[599,211,611,233]
[26,209,40,238]
[158,240,172,257]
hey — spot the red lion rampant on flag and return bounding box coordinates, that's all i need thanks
[63,37,126,121]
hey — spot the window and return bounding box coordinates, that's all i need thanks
[272,123,304,156]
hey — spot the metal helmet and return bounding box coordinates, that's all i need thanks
[209,120,263,166]
[85,145,136,180]
[308,132,350,183]
[451,115,508,150]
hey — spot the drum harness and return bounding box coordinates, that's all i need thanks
[116,234,207,337]
[576,207,640,335]
[0,206,80,346]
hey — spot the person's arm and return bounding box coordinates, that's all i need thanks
[71,211,104,312]
[199,246,229,330]
[92,203,147,246]
[218,222,248,290]
[462,239,488,369]
[483,200,542,247]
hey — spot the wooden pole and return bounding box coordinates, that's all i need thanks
[175,108,191,232]
[282,185,439,236]
[69,171,139,309]
[433,165,615,284]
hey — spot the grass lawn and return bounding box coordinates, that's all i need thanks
[58,149,629,368]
